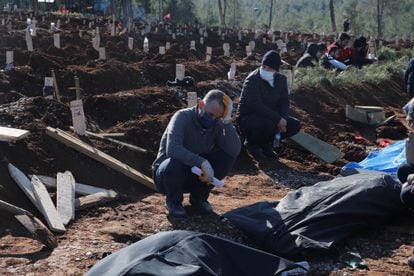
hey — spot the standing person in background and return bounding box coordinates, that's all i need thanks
[237,50,301,160]
[343,19,350,33]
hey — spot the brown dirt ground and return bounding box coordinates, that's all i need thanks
[0,13,414,275]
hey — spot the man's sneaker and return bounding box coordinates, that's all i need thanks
[165,201,186,217]
[261,144,279,159]
[245,142,266,159]
[190,199,214,214]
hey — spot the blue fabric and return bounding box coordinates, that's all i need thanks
[343,140,406,175]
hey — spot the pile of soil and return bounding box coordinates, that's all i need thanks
[0,13,414,275]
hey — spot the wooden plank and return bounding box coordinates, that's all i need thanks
[8,163,41,211]
[57,171,75,225]
[354,105,384,112]
[31,175,66,233]
[32,175,113,196]
[290,131,342,164]
[69,127,147,153]
[100,133,125,138]
[0,126,29,142]
[45,127,155,190]
[75,191,119,210]
[0,199,57,248]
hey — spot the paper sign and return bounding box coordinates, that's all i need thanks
[44,77,54,87]
[70,100,86,136]
[6,51,13,64]
[191,166,224,187]
[187,92,197,107]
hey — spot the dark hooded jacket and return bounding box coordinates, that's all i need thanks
[295,43,319,68]
[236,69,289,125]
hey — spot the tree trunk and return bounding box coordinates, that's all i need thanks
[376,0,385,38]
[218,0,226,27]
[268,0,274,31]
[121,0,132,24]
[329,0,337,33]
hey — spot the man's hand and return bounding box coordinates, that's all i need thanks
[199,160,214,183]
[222,95,233,124]
[277,118,287,133]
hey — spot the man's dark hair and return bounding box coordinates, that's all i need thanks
[203,89,225,106]
[338,32,351,41]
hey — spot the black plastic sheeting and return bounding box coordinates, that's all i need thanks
[224,170,405,258]
[86,230,305,276]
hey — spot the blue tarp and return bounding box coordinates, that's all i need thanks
[343,140,406,175]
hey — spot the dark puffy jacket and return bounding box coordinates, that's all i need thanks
[405,58,414,97]
[236,69,289,125]
[295,43,319,68]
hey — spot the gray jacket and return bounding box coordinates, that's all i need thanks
[152,106,241,170]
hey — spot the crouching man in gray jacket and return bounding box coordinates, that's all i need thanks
[152,90,241,217]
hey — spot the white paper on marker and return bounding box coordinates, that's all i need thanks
[191,166,224,188]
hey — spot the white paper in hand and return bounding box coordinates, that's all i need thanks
[191,166,224,187]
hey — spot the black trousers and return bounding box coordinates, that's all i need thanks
[238,115,301,146]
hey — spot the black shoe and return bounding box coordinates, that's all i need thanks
[165,201,186,217]
[261,144,279,159]
[245,142,266,159]
[190,199,214,214]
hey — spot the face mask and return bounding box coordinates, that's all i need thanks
[260,68,275,82]
[199,111,218,129]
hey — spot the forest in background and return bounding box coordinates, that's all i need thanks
[3,0,414,39]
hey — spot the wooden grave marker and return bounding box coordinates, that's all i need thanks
[31,175,66,233]
[53,33,60,48]
[176,64,185,81]
[56,171,76,225]
[187,92,198,107]
[6,51,13,64]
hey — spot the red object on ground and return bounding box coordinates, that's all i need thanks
[164,13,171,20]
[354,135,367,143]
[377,138,393,147]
